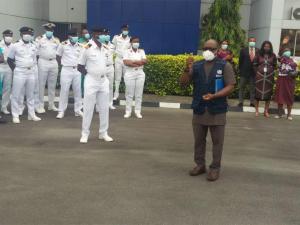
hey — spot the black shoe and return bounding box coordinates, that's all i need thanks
[189,166,206,176]
[237,103,243,108]
[207,168,220,182]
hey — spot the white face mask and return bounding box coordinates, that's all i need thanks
[4,36,13,44]
[132,42,140,49]
[22,34,32,42]
[221,44,228,50]
[203,50,215,61]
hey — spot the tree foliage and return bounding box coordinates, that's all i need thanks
[201,0,246,55]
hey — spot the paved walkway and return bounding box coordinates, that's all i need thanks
[0,108,299,225]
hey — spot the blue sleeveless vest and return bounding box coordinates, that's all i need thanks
[191,59,228,115]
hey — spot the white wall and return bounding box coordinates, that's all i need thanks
[248,0,275,50]
[49,0,87,23]
[283,0,300,20]
[248,0,299,54]
[0,0,49,38]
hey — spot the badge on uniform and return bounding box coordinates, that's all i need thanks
[216,69,223,78]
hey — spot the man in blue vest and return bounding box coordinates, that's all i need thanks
[180,39,236,181]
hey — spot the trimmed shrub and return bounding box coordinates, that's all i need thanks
[142,55,300,99]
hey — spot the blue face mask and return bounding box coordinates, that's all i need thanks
[249,42,256,47]
[122,30,129,36]
[84,33,90,40]
[105,35,110,42]
[70,36,79,43]
[46,31,53,39]
[98,35,106,44]
[283,51,291,58]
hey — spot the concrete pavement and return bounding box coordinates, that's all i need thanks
[0,108,299,225]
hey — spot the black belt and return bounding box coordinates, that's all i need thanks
[41,58,54,61]
[63,66,77,69]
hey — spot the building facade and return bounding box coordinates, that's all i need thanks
[0,0,299,56]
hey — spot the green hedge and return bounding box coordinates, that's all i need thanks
[142,55,300,99]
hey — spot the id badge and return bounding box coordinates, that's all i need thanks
[263,67,267,73]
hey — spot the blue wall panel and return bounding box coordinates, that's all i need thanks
[87,0,201,54]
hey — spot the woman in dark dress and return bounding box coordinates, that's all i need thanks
[217,40,234,63]
[253,41,277,117]
[274,47,298,120]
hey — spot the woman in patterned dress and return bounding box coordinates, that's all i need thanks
[274,47,298,120]
[253,41,277,117]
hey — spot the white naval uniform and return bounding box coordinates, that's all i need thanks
[18,39,39,114]
[8,40,37,119]
[123,48,147,114]
[79,40,109,137]
[36,34,60,109]
[102,41,115,106]
[111,34,130,99]
[56,40,83,114]
[0,40,13,111]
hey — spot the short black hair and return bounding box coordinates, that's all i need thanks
[121,24,129,29]
[130,36,139,42]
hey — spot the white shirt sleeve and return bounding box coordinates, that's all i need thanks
[56,44,64,56]
[35,38,41,56]
[141,50,147,60]
[112,36,117,46]
[78,49,87,66]
[7,44,16,60]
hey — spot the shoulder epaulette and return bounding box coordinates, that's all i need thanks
[84,43,92,49]
[54,37,60,44]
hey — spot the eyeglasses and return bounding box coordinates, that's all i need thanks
[203,47,217,51]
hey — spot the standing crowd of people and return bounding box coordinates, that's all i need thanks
[238,37,298,120]
[0,23,148,143]
[0,22,298,182]
[212,37,298,120]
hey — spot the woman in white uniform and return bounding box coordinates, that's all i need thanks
[123,37,147,119]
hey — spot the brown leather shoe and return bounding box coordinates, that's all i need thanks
[189,166,206,176]
[206,168,220,181]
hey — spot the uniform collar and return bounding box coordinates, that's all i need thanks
[119,34,129,40]
[89,39,102,49]
[19,39,30,45]
[130,47,139,53]
[66,40,79,47]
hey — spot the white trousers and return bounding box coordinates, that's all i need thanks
[58,67,82,113]
[0,65,12,109]
[19,65,39,112]
[33,65,39,108]
[124,71,145,113]
[11,67,36,118]
[106,65,114,105]
[38,58,58,108]
[114,57,125,97]
[82,75,109,137]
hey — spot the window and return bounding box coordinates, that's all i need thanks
[280,29,300,56]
